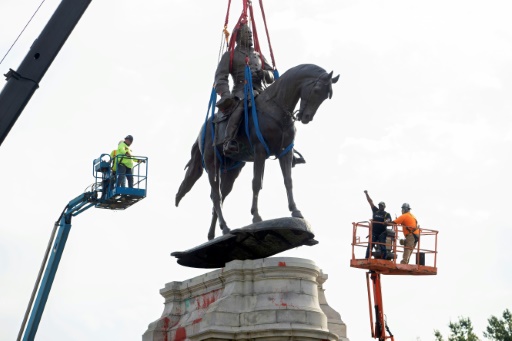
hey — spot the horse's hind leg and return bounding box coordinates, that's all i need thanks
[207,171,231,236]
[207,165,244,240]
[279,151,303,218]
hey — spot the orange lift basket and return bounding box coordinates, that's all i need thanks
[351,221,438,341]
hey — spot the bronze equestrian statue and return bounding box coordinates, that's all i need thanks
[176,60,339,240]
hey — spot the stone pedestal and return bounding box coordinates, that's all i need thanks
[143,257,349,341]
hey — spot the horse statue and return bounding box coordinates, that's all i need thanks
[176,64,339,240]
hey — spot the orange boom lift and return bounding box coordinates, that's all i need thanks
[351,221,438,340]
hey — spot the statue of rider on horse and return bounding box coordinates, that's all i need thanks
[175,11,339,241]
[213,22,306,166]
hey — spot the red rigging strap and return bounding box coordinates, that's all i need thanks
[224,0,232,28]
[225,0,277,73]
[222,0,232,45]
[228,14,248,72]
[224,0,245,51]
[228,14,247,49]
[248,4,263,59]
[258,0,276,69]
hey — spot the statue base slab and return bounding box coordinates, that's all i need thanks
[171,217,317,269]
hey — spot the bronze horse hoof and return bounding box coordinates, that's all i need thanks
[292,210,304,219]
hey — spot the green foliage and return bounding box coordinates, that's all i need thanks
[434,316,480,341]
[483,309,512,341]
[434,309,512,341]
[434,329,444,341]
[447,317,480,341]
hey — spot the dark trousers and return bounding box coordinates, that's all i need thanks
[366,231,387,259]
[117,164,133,188]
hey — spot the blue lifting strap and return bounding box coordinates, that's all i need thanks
[244,65,271,157]
[201,88,217,169]
[243,66,294,160]
[277,142,294,159]
[202,87,244,173]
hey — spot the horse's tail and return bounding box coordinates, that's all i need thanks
[175,139,203,207]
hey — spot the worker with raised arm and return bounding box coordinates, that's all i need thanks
[364,190,392,259]
[393,203,419,264]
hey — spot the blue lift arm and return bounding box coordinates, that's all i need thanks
[18,192,95,341]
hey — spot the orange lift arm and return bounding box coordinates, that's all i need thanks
[367,271,394,341]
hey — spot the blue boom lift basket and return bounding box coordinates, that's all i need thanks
[92,153,148,210]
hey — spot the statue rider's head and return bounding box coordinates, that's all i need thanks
[236,24,253,48]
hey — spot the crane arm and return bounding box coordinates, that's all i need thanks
[0,0,92,146]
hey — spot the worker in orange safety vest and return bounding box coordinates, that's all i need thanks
[393,203,419,264]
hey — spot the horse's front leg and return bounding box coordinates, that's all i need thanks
[251,147,266,223]
[279,151,303,218]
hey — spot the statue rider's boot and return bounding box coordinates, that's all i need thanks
[292,149,306,167]
[222,106,243,156]
[223,140,239,155]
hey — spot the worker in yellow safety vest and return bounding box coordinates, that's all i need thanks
[110,148,119,173]
[116,135,136,188]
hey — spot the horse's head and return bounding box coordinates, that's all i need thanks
[297,71,340,124]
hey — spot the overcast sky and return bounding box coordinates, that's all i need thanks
[1,0,511,340]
